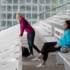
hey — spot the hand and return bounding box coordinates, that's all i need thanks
[19,33,23,37]
[19,34,22,37]
[54,44,60,48]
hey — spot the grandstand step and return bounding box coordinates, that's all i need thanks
[22,54,64,70]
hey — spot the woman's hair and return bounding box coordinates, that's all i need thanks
[16,11,22,17]
[65,20,70,29]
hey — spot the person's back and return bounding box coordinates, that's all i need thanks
[20,16,34,33]
[57,29,70,47]
[57,20,70,48]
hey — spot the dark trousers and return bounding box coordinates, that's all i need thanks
[41,42,60,62]
[27,31,40,55]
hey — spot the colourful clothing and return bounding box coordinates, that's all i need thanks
[20,16,34,35]
[57,29,70,48]
[19,16,40,54]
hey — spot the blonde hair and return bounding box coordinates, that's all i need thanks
[16,11,22,16]
[16,11,22,20]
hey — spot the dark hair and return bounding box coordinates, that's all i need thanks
[65,20,70,29]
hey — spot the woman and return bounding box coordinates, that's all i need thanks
[16,12,40,57]
[37,20,70,67]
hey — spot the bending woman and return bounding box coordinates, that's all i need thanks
[16,12,40,57]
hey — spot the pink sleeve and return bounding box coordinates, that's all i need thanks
[20,19,25,35]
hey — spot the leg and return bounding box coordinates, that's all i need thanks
[33,45,41,53]
[31,32,41,53]
[27,33,33,55]
[41,42,60,63]
[42,51,48,64]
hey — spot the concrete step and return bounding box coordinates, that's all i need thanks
[22,54,64,70]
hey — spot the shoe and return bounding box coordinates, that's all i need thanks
[38,53,42,59]
[32,57,41,61]
[36,63,46,67]
[28,55,34,58]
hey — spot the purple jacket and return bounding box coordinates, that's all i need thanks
[20,16,34,35]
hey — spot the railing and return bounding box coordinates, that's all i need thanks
[0,1,70,31]
[42,2,70,18]
[49,2,70,12]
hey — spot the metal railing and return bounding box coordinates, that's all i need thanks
[42,2,70,19]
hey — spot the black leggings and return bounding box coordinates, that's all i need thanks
[27,31,40,55]
[41,42,60,62]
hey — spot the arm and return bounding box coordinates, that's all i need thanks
[57,31,67,46]
[20,19,25,37]
[66,31,70,46]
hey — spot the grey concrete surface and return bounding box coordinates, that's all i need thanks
[22,54,64,70]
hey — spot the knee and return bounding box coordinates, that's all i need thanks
[41,44,48,54]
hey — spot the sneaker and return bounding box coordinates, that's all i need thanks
[38,53,42,59]
[32,57,41,61]
[28,55,34,58]
[36,63,46,67]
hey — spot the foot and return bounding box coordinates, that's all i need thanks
[32,53,42,61]
[28,54,34,58]
[38,53,42,59]
[36,62,46,67]
[32,57,41,61]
